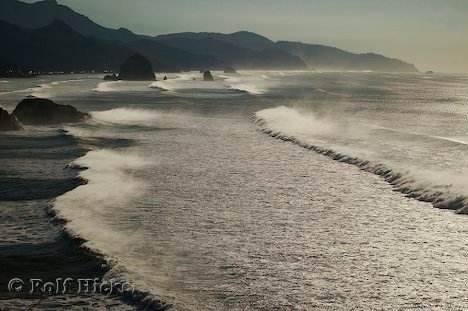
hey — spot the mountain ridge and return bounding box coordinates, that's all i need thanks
[0,0,419,72]
[0,18,134,71]
[154,31,418,72]
[156,37,306,70]
[0,0,140,43]
[0,19,222,72]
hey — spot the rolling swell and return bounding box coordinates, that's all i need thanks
[252,114,468,214]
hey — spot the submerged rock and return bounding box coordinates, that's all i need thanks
[0,108,23,131]
[203,71,214,81]
[103,73,118,81]
[224,67,237,74]
[425,71,434,74]
[118,53,155,81]
[12,97,89,125]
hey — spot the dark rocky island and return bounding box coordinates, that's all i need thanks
[224,67,237,74]
[118,53,155,81]
[12,97,89,125]
[203,71,214,81]
[0,108,23,131]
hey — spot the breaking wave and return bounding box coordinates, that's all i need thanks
[51,79,86,86]
[148,71,273,95]
[149,81,175,92]
[223,74,271,95]
[253,106,468,214]
[51,149,168,310]
[90,108,161,125]
[93,81,122,92]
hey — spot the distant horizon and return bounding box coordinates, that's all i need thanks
[17,0,468,73]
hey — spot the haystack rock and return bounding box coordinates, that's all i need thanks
[0,108,23,131]
[224,67,237,74]
[203,71,214,81]
[118,53,155,81]
[12,97,89,125]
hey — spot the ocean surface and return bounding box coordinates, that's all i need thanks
[0,71,468,310]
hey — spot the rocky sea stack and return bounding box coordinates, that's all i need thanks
[224,67,237,74]
[118,53,155,81]
[203,71,214,81]
[0,108,23,131]
[12,97,89,125]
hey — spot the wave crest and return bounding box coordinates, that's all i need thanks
[253,106,468,213]
[91,108,161,125]
[51,148,169,309]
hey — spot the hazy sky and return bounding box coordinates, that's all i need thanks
[26,0,468,72]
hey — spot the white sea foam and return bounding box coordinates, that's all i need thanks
[51,79,86,86]
[0,83,49,96]
[52,149,152,252]
[224,73,272,95]
[30,83,53,97]
[148,71,274,96]
[91,108,161,125]
[149,80,176,91]
[93,81,123,92]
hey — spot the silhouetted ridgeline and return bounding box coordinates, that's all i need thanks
[154,32,418,72]
[274,41,418,72]
[0,0,419,72]
[0,19,134,72]
[0,0,139,43]
[125,40,219,73]
[154,37,306,70]
[155,31,275,51]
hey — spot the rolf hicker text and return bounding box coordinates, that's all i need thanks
[7,278,135,295]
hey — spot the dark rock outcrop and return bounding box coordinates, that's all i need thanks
[224,67,236,74]
[103,73,118,81]
[118,53,155,81]
[0,108,23,131]
[12,97,89,125]
[203,71,214,81]
[426,71,434,74]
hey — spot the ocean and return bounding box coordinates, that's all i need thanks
[1,71,468,310]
